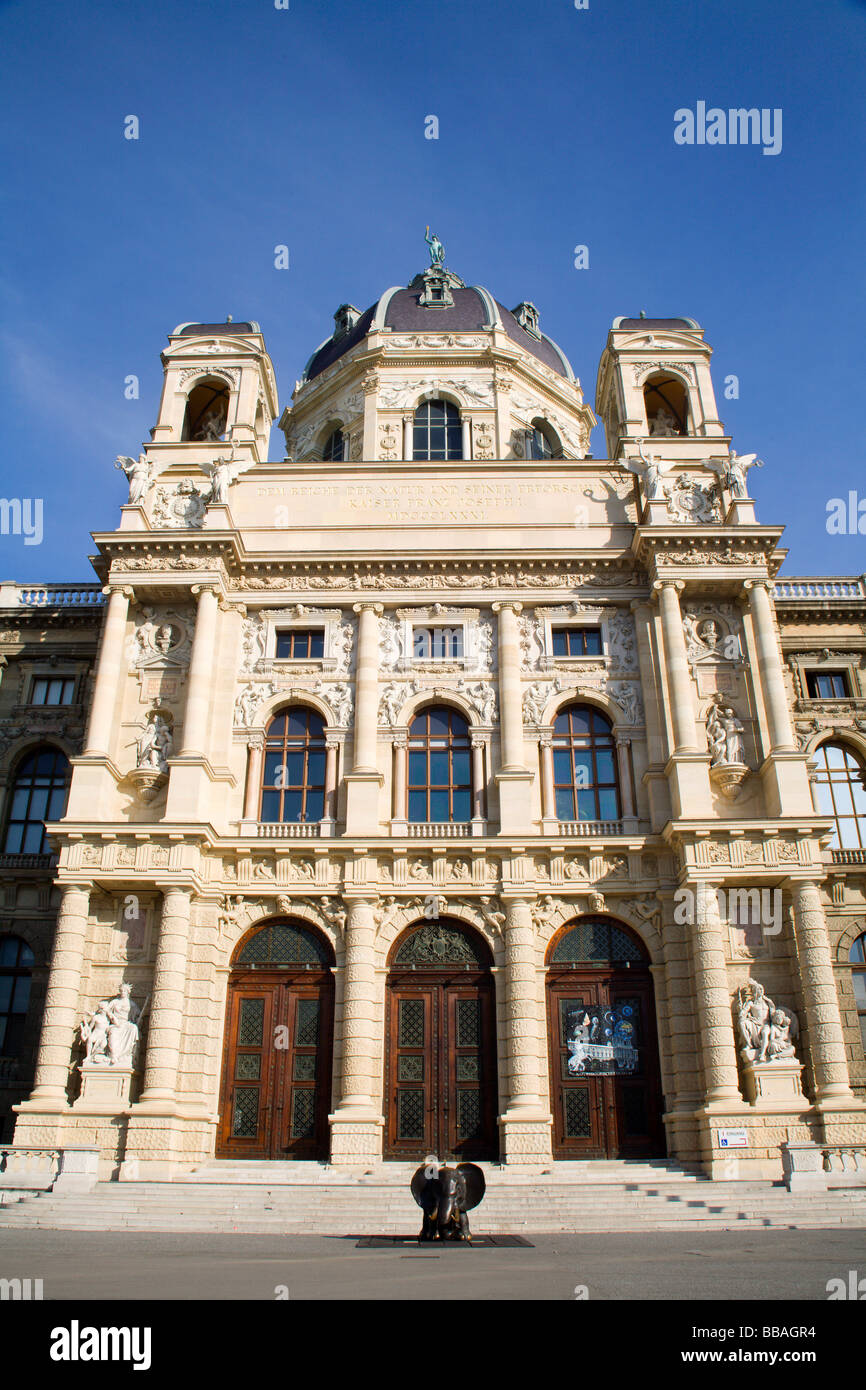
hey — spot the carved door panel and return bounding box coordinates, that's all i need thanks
[217,972,333,1160]
[548,972,664,1159]
[385,973,498,1161]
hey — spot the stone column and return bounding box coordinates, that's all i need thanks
[539,733,556,828]
[402,414,413,462]
[745,579,796,752]
[615,735,636,820]
[83,587,131,755]
[323,736,339,823]
[243,734,264,820]
[789,879,853,1101]
[493,601,525,771]
[28,886,91,1103]
[137,887,193,1106]
[653,580,698,751]
[471,736,486,821]
[330,895,383,1163]
[691,880,742,1105]
[351,603,382,772]
[179,585,220,757]
[391,733,408,829]
[498,896,552,1163]
[461,415,472,460]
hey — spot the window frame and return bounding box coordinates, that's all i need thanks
[849,932,866,1058]
[812,740,866,850]
[259,707,327,826]
[0,935,35,1058]
[412,399,463,461]
[412,626,465,661]
[274,629,326,661]
[551,704,621,824]
[1,745,71,856]
[805,669,851,699]
[407,706,473,824]
[551,626,604,658]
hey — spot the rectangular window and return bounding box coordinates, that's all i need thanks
[275,629,325,660]
[412,626,464,659]
[551,627,603,657]
[806,670,849,699]
[30,677,75,705]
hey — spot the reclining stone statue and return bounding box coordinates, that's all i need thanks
[411,1158,486,1242]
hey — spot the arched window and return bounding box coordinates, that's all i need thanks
[643,373,688,437]
[260,708,326,824]
[0,936,35,1055]
[553,705,620,822]
[322,428,344,462]
[413,399,462,460]
[528,420,559,460]
[850,933,866,1057]
[812,742,866,849]
[2,746,70,854]
[408,706,472,823]
[181,377,230,442]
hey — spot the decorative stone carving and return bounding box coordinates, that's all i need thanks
[379,616,406,670]
[607,681,643,725]
[240,614,266,672]
[314,679,353,726]
[523,678,560,725]
[665,474,723,524]
[735,983,799,1064]
[379,422,401,458]
[519,614,545,671]
[455,679,496,723]
[152,480,208,528]
[79,985,146,1068]
[706,449,763,498]
[473,421,495,460]
[331,620,354,675]
[234,681,277,728]
[606,610,638,671]
[706,697,750,798]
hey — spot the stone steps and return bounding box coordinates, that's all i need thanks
[2,1178,866,1234]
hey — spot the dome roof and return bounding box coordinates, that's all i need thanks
[301,269,575,384]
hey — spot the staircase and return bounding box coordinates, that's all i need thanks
[2,1159,866,1233]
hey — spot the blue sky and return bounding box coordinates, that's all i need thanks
[0,0,863,579]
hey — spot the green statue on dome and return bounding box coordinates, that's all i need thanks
[425,226,445,268]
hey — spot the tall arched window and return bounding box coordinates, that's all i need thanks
[812,742,866,849]
[0,936,35,1055]
[529,420,559,459]
[322,428,344,462]
[850,933,866,1057]
[260,708,326,824]
[2,746,70,854]
[408,706,472,823]
[413,399,462,460]
[553,705,620,822]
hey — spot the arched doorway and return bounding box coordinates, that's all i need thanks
[385,919,498,1161]
[217,918,335,1160]
[546,917,664,1159]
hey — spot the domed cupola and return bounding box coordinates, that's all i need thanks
[280,232,595,465]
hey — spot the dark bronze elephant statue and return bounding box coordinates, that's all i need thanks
[411,1159,486,1242]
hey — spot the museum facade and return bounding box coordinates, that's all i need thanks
[2,253,866,1180]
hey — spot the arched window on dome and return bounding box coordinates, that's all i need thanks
[642,373,688,438]
[260,708,326,825]
[812,742,866,849]
[322,428,345,463]
[408,706,472,823]
[849,933,866,1057]
[413,399,463,461]
[528,420,561,460]
[181,377,230,442]
[0,936,35,1058]
[2,746,70,855]
[552,705,620,823]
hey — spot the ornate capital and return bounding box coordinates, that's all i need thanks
[247,733,265,752]
[353,602,384,616]
[191,583,220,599]
[743,578,773,594]
[492,600,523,615]
[651,578,685,595]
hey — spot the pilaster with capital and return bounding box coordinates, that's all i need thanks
[653,580,697,752]
[691,880,743,1107]
[744,580,795,753]
[788,879,854,1104]
[345,604,383,834]
[243,733,265,821]
[179,585,221,757]
[83,586,132,757]
[498,895,553,1163]
[329,895,384,1162]
[493,601,533,834]
[24,886,91,1106]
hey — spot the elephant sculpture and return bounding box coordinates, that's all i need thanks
[411,1159,486,1243]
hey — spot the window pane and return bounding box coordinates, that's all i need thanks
[47,787,68,819]
[0,977,13,1012]
[263,752,284,785]
[0,939,20,965]
[555,787,575,820]
[839,818,860,849]
[849,936,866,964]
[408,752,427,785]
[427,708,450,735]
[851,971,866,1006]
[552,631,567,656]
[304,787,325,821]
[408,791,428,822]
[28,789,49,820]
[3,824,23,853]
[282,751,305,786]
[310,631,324,658]
[576,789,597,820]
[452,789,471,821]
[573,752,593,787]
[260,790,281,822]
[429,790,450,822]
[306,749,326,785]
[553,750,572,784]
[286,709,309,736]
[11,976,31,1012]
[429,751,450,785]
[584,630,602,655]
[23,823,46,853]
[598,789,620,820]
[824,745,846,768]
[451,750,471,785]
[595,750,617,784]
[281,791,304,822]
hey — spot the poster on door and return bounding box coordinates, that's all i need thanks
[562,1001,641,1076]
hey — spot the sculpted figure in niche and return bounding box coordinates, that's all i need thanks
[706,701,745,767]
[115,453,155,505]
[79,1001,111,1064]
[735,982,798,1064]
[649,405,681,438]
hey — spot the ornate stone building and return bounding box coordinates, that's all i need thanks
[4,254,866,1181]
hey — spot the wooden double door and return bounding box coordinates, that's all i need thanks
[547,969,664,1159]
[217,970,334,1160]
[385,970,499,1161]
